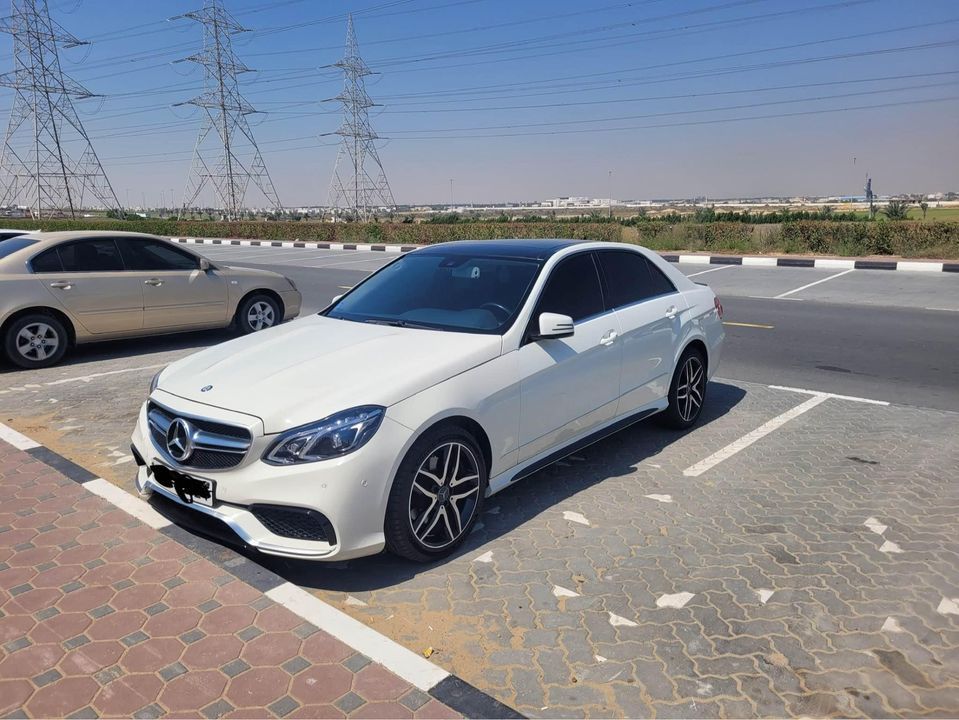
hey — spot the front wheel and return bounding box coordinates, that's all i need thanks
[235,293,281,335]
[658,347,707,430]
[385,426,487,562]
[4,313,69,369]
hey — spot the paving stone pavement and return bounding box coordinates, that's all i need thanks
[0,441,459,720]
[268,381,959,718]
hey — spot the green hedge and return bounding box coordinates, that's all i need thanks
[5,218,957,257]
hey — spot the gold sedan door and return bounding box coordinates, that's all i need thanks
[116,238,229,330]
[34,239,144,335]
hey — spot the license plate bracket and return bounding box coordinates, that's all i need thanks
[151,464,216,507]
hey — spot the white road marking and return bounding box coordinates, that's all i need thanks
[880,540,903,554]
[937,597,959,616]
[608,612,637,627]
[773,269,855,299]
[39,363,166,389]
[687,265,733,278]
[683,395,828,477]
[84,478,170,529]
[864,517,888,535]
[768,384,890,406]
[296,255,396,269]
[473,550,493,563]
[595,655,608,663]
[552,585,580,598]
[267,582,449,691]
[656,592,695,609]
[0,422,40,450]
[881,617,904,633]
[345,595,368,607]
[644,494,673,503]
[563,510,590,526]
[755,589,774,604]
[925,307,959,312]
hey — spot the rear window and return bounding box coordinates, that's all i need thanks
[0,237,37,259]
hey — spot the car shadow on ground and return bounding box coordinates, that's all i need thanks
[0,328,235,376]
[249,381,747,593]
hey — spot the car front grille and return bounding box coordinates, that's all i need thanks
[147,401,252,471]
[250,504,336,544]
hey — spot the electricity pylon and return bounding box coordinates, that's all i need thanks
[328,14,395,221]
[176,0,281,220]
[0,0,122,218]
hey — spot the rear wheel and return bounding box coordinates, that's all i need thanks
[235,293,280,334]
[658,346,707,429]
[4,313,69,369]
[385,426,487,562]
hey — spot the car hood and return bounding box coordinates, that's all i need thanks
[157,314,502,433]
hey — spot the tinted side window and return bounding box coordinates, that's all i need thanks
[597,250,657,308]
[31,248,63,273]
[534,253,604,322]
[119,239,199,271]
[58,239,124,272]
[645,258,676,297]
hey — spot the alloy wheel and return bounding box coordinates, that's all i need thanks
[676,355,705,422]
[247,301,276,331]
[408,441,481,550]
[16,322,60,362]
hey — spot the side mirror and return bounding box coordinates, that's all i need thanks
[533,312,574,340]
[199,258,211,271]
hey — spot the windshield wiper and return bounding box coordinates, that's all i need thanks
[363,318,435,330]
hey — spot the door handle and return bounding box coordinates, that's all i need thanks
[49,281,72,290]
[665,305,677,318]
[599,330,618,346]
[144,278,164,286]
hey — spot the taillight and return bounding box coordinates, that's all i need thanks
[714,296,724,319]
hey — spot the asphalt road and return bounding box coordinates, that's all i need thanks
[208,250,959,413]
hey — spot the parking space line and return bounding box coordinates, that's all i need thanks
[774,269,855,298]
[687,265,733,278]
[683,395,828,477]
[0,422,40,450]
[297,255,397,269]
[84,478,171,530]
[723,321,774,329]
[768,384,890,406]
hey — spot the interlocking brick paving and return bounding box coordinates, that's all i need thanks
[0,441,459,719]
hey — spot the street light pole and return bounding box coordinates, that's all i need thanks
[449,179,454,211]
[608,170,612,219]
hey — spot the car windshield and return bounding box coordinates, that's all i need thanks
[325,252,542,334]
[0,237,37,258]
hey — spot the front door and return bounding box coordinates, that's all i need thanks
[517,252,622,462]
[117,238,229,330]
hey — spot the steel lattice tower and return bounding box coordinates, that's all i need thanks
[177,0,281,220]
[328,14,394,221]
[0,0,121,218]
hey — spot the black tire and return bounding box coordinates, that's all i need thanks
[4,313,69,369]
[385,425,487,563]
[657,346,707,430]
[235,293,281,335]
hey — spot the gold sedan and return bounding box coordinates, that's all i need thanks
[0,231,301,368]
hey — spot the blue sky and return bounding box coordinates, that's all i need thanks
[3,0,957,206]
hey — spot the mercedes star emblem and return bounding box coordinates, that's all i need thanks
[166,418,195,462]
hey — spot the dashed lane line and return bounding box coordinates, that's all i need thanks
[773,268,855,299]
[683,394,828,477]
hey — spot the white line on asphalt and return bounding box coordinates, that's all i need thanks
[41,364,166,388]
[683,395,828,477]
[768,384,890,406]
[0,422,40,450]
[925,307,959,312]
[748,296,804,301]
[84,478,171,529]
[266,582,450,691]
[687,265,734,277]
[296,255,397,269]
[773,269,855,299]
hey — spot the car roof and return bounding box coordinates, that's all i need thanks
[418,238,586,260]
[8,230,167,244]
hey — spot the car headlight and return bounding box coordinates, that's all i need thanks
[150,368,164,393]
[263,406,385,465]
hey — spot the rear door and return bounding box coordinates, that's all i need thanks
[34,238,144,335]
[516,252,623,462]
[596,249,685,415]
[117,238,229,330]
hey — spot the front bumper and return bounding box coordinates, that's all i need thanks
[131,394,409,561]
[280,289,302,321]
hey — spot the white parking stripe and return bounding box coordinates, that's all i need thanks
[768,384,890,405]
[683,395,828,477]
[773,269,855,299]
[266,582,450,691]
[687,265,734,278]
[0,422,40,450]
[297,255,397,269]
[85,478,171,529]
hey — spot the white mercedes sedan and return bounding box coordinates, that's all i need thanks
[132,239,724,562]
